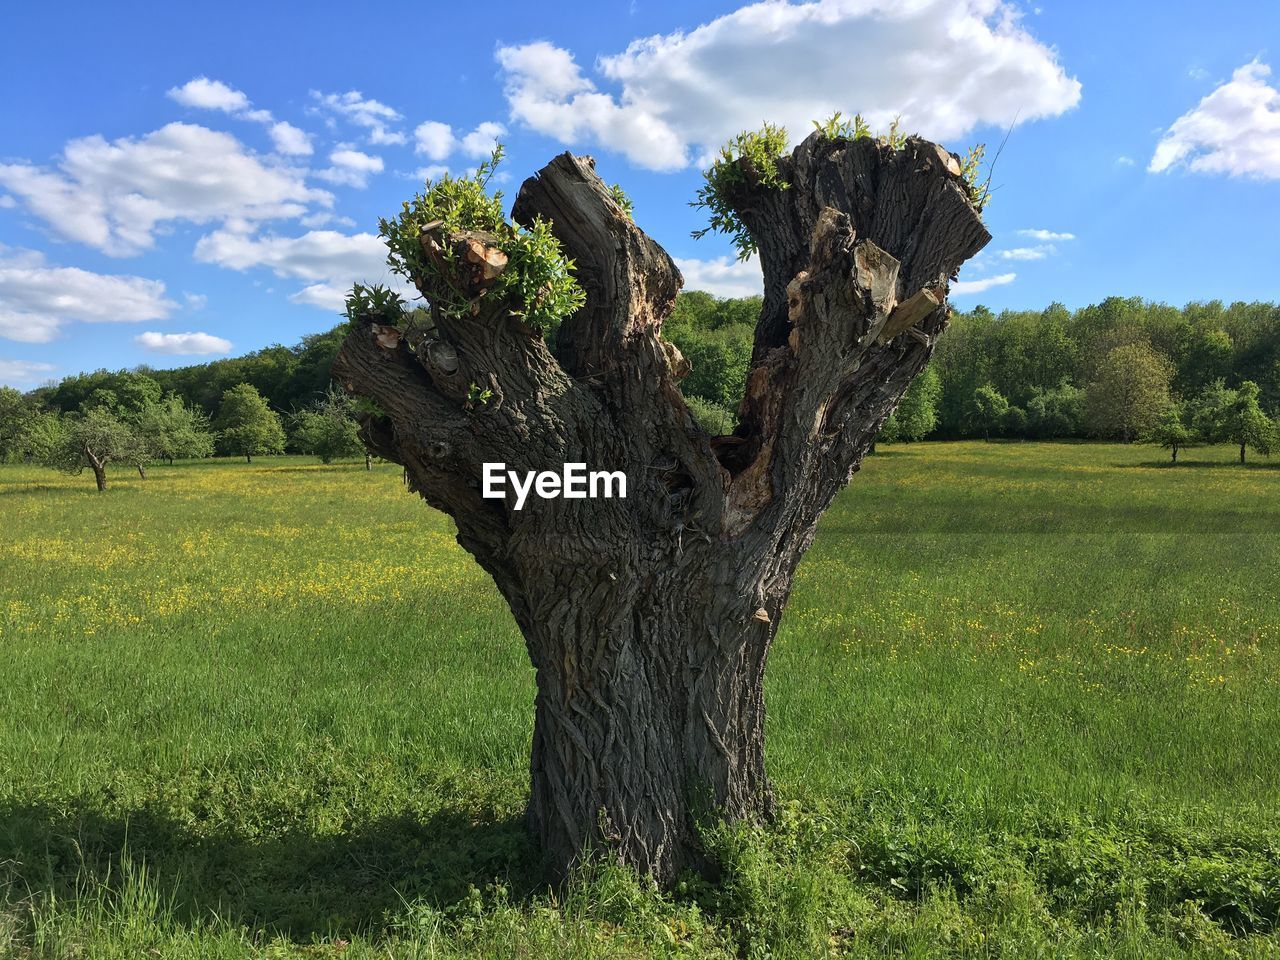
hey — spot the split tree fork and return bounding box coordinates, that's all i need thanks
[334,129,990,883]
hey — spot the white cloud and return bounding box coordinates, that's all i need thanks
[497,41,687,170]
[269,121,313,156]
[673,255,762,298]
[289,281,356,310]
[0,247,176,343]
[299,211,356,228]
[1000,246,1052,261]
[183,292,208,310]
[1151,60,1280,178]
[414,120,507,161]
[411,165,451,182]
[316,147,384,188]
[496,1,1080,171]
[311,90,406,146]
[414,121,455,160]
[135,331,232,355]
[369,126,407,146]
[0,195,16,209]
[168,76,318,159]
[167,77,250,113]
[951,272,1016,296]
[195,227,385,280]
[1017,228,1074,241]
[460,121,507,158]
[194,227,413,309]
[0,359,56,386]
[1116,155,1135,166]
[0,123,330,256]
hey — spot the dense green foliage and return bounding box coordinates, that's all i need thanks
[932,297,1280,444]
[0,386,38,461]
[664,290,757,414]
[214,384,286,462]
[16,289,1280,456]
[1144,403,1196,462]
[377,147,584,338]
[2,443,1278,957]
[32,327,348,421]
[26,406,149,488]
[290,387,364,464]
[692,122,791,260]
[880,366,941,442]
[133,395,216,463]
[1082,341,1174,441]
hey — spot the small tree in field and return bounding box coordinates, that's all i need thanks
[1223,380,1275,464]
[290,387,364,464]
[132,395,216,471]
[31,407,148,491]
[1143,402,1194,463]
[332,126,989,882]
[215,384,285,462]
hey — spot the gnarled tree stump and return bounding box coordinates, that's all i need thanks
[334,131,989,883]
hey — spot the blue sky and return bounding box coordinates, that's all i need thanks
[1,0,1277,388]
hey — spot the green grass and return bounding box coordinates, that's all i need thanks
[1,442,1278,958]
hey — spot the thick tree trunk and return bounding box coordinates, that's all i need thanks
[521,549,779,877]
[333,133,988,882]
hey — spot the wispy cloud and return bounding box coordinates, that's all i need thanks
[951,272,1016,296]
[135,331,232,355]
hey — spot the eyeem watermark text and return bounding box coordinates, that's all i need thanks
[482,463,627,511]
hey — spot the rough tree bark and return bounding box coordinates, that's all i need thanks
[334,131,989,883]
[86,449,107,492]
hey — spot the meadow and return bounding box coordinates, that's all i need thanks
[1,442,1278,959]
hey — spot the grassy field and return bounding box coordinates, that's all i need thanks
[1,442,1278,958]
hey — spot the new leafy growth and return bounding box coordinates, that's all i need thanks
[691,122,790,260]
[692,115,991,260]
[373,146,585,339]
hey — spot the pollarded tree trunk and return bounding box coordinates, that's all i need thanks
[334,132,989,883]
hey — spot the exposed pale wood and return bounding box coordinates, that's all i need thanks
[877,286,942,344]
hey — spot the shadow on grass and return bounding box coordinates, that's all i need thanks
[821,498,1280,534]
[262,464,376,474]
[0,798,544,940]
[1115,458,1280,471]
[0,483,71,496]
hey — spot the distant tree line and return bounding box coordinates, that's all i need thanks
[4,293,1279,488]
[669,292,1280,459]
[0,326,364,489]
